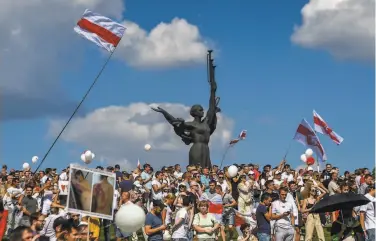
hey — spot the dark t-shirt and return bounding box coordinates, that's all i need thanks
[119,180,133,193]
[22,196,38,214]
[145,213,163,241]
[230,177,240,202]
[256,204,271,234]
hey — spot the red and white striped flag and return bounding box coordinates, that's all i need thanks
[74,9,125,52]
[294,119,327,161]
[239,130,247,140]
[229,130,247,145]
[313,110,344,145]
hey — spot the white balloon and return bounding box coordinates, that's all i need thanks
[300,154,307,162]
[23,163,30,169]
[31,156,39,163]
[305,148,314,157]
[228,165,238,178]
[84,150,93,161]
[144,144,151,151]
[115,204,145,232]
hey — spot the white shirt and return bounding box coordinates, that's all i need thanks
[173,171,183,179]
[217,181,229,193]
[286,193,299,225]
[113,189,120,210]
[172,207,189,238]
[151,179,163,200]
[40,175,48,185]
[282,172,294,182]
[272,200,294,229]
[59,172,68,181]
[360,193,375,230]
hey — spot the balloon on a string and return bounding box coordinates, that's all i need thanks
[144,144,151,151]
[81,150,95,164]
[115,203,145,232]
[305,148,314,157]
[23,162,30,169]
[306,156,315,165]
[300,154,307,162]
[228,165,238,178]
[31,156,39,163]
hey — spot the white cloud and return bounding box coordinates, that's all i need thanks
[117,18,208,68]
[291,0,375,62]
[48,102,234,170]
[0,1,208,120]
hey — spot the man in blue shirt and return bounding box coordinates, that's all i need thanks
[144,200,167,241]
[256,193,272,241]
[200,167,211,193]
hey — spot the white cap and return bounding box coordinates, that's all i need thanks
[248,171,255,175]
[307,166,313,171]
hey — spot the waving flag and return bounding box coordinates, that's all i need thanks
[229,130,247,145]
[201,194,223,222]
[313,110,344,145]
[74,9,126,52]
[294,119,327,161]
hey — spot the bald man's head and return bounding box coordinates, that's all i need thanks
[121,191,130,201]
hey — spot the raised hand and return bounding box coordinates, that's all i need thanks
[151,106,165,113]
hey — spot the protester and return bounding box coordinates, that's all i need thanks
[0,160,373,241]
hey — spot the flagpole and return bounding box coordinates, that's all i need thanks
[34,47,119,174]
[219,145,231,170]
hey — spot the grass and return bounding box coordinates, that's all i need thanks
[98,225,333,240]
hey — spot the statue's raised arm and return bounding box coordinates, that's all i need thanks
[151,106,192,145]
[205,51,219,135]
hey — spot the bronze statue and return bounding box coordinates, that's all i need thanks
[151,50,220,168]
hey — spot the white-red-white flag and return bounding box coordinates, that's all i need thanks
[313,110,344,145]
[229,130,247,145]
[239,130,247,140]
[294,119,327,161]
[74,9,125,52]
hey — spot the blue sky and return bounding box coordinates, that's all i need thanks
[1,0,374,173]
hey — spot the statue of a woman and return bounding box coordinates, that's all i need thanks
[151,77,220,168]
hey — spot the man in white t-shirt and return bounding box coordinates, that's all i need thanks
[172,195,191,239]
[360,185,375,240]
[152,171,167,201]
[271,187,295,241]
[59,167,69,181]
[328,171,340,196]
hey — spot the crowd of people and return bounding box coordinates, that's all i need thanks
[0,160,374,241]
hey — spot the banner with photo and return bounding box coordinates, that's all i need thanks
[58,181,69,195]
[67,164,116,220]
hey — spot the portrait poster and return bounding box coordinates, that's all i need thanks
[58,181,69,195]
[67,164,116,220]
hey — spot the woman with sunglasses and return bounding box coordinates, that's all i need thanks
[301,186,326,241]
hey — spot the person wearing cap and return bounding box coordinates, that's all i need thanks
[59,167,69,181]
[145,200,168,241]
